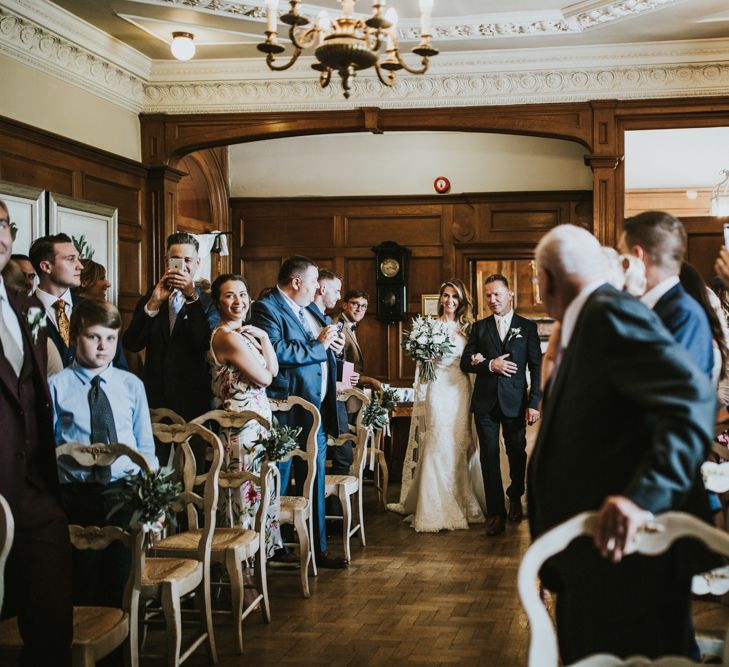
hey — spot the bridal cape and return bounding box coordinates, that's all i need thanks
[388,321,486,531]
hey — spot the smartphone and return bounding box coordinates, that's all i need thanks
[335,320,346,335]
[724,223,729,250]
[168,257,185,272]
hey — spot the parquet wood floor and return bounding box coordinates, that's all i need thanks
[171,484,533,667]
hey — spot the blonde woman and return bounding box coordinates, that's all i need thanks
[388,279,485,532]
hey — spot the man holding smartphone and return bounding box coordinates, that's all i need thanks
[123,232,220,420]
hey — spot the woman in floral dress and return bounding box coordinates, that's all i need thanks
[209,273,282,557]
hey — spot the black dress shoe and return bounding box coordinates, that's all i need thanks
[317,551,348,569]
[508,500,524,522]
[486,516,506,536]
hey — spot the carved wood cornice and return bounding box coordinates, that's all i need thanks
[584,155,624,170]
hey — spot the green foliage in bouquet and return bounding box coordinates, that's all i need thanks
[104,467,184,529]
[72,234,96,260]
[253,417,302,464]
[378,387,398,413]
[362,396,389,431]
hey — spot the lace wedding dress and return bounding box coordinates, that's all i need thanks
[387,321,485,532]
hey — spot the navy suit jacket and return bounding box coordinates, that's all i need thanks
[250,289,341,437]
[460,312,542,417]
[653,283,714,381]
[45,295,128,370]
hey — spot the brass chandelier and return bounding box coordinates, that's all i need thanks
[257,0,438,99]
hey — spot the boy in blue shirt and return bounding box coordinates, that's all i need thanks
[49,298,158,607]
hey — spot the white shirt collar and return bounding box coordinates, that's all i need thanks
[640,275,680,310]
[0,277,8,302]
[561,280,605,349]
[34,285,73,311]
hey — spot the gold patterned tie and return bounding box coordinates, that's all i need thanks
[54,299,70,347]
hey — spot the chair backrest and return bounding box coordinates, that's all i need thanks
[519,511,729,667]
[268,396,319,502]
[55,443,150,609]
[336,387,370,432]
[151,423,224,563]
[0,494,14,611]
[149,408,186,425]
[192,409,270,433]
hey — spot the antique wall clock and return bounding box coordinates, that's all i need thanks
[372,241,410,324]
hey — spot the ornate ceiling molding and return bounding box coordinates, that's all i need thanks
[128,0,688,42]
[144,60,729,113]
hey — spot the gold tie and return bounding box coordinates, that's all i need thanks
[54,299,70,347]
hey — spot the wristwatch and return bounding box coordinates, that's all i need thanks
[184,291,199,304]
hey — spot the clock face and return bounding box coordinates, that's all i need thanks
[380,258,400,278]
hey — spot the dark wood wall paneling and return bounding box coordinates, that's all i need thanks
[231,191,593,385]
[0,116,148,371]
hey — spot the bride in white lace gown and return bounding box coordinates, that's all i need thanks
[388,280,485,532]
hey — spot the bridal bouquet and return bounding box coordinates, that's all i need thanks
[401,316,455,383]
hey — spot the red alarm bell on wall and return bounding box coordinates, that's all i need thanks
[434,176,451,194]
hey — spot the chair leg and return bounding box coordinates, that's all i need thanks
[161,583,182,667]
[225,550,245,655]
[308,512,318,577]
[378,452,389,508]
[340,487,352,563]
[358,487,366,547]
[126,589,140,667]
[199,565,218,665]
[72,644,95,667]
[293,511,311,599]
[255,546,271,624]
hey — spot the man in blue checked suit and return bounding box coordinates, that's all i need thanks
[251,255,348,569]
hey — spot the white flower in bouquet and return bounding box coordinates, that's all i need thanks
[401,316,455,383]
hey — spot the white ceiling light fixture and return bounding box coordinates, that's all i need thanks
[711,169,729,216]
[170,31,196,61]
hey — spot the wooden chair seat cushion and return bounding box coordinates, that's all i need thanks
[142,556,201,586]
[155,528,258,553]
[0,607,128,649]
[325,474,358,494]
[280,496,308,511]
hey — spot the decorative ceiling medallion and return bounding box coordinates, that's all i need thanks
[127,0,688,42]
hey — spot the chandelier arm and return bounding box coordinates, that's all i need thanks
[394,51,430,75]
[289,24,319,51]
[266,48,303,72]
[374,62,395,87]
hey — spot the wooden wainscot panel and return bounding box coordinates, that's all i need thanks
[681,217,723,281]
[118,238,143,296]
[344,214,441,247]
[409,257,444,307]
[625,188,712,218]
[0,153,74,195]
[490,207,560,232]
[345,258,377,310]
[83,176,141,225]
[244,216,335,248]
[243,259,282,297]
[355,315,389,378]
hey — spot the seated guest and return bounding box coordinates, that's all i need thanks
[530,224,715,663]
[75,258,112,301]
[29,235,127,369]
[10,253,36,294]
[251,255,348,568]
[49,298,158,607]
[209,273,283,557]
[123,232,219,420]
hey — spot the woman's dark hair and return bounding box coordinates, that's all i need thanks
[78,259,106,293]
[680,262,728,381]
[211,273,250,310]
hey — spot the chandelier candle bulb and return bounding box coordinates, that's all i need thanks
[341,0,355,18]
[419,0,434,36]
[265,0,279,33]
[317,11,329,45]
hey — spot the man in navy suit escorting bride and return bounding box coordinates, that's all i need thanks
[461,274,542,537]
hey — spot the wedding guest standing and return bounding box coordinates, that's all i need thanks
[10,253,35,294]
[250,256,348,568]
[208,273,283,556]
[75,259,112,301]
[461,274,542,536]
[123,232,219,420]
[529,224,714,663]
[0,200,72,666]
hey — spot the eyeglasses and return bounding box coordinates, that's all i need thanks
[347,301,368,310]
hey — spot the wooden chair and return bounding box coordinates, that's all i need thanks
[269,396,320,597]
[519,511,729,667]
[149,408,187,425]
[179,409,273,653]
[0,494,13,613]
[337,387,390,508]
[325,390,369,563]
[146,423,222,667]
[0,444,149,667]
